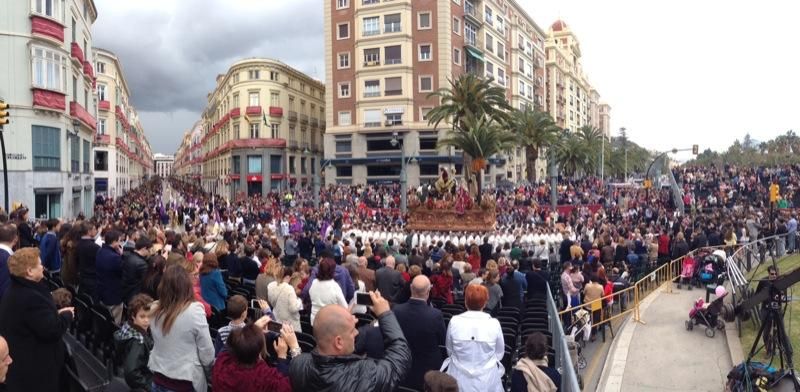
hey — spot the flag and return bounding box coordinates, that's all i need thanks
[263,113,269,127]
[243,114,251,126]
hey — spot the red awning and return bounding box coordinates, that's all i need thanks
[247,175,263,182]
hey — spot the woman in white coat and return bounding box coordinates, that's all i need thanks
[441,283,505,392]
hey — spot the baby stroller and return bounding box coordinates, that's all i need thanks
[685,286,727,338]
[676,255,697,290]
[695,250,727,287]
[567,308,591,370]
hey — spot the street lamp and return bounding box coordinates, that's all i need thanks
[390,131,407,214]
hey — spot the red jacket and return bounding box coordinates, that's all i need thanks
[431,273,454,304]
[658,234,671,256]
[211,351,292,392]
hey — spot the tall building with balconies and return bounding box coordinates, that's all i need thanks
[93,48,153,197]
[544,20,609,133]
[153,153,174,178]
[194,58,325,198]
[0,0,98,218]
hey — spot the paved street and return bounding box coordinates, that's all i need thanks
[602,285,732,392]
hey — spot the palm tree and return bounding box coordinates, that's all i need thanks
[576,125,604,175]
[509,108,559,183]
[552,132,590,178]
[438,115,516,201]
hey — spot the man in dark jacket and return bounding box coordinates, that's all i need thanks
[96,230,124,324]
[113,293,154,391]
[121,237,152,305]
[76,222,100,297]
[393,275,445,390]
[289,291,410,391]
[375,256,404,304]
[479,237,493,268]
[0,223,18,302]
[526,259,550,299]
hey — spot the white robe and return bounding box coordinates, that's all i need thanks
[442,311,505,392]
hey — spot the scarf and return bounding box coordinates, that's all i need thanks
[514,357,557,392]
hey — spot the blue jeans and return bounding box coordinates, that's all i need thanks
[788,232,796,253]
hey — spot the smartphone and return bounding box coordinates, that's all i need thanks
[356,292,373,306]
[251,299,262,309]
[267,320,283,333]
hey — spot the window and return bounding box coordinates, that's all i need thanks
[385,45,401,65]
[97,84,107,101]
[519,58,525,72]
[233,124,240,139]
[98,118,106,134]
[95,61,105,74]
[271,123,279,138]
[33,0,60,20]
[289,157,296,174]
[363,16,380,36]
[419,44,432,61]
[269,92,279,107]
[232,156,241,174]
[336,0,349,9]
[367,165,401,176]
[94,151,107,171]
[34,193,61,220]
[384,77,402,96]
[270,155,282,173]
[248,69,260,80]
[269,71,279,81]
[338,53,350,69]
[301,157,307,174]
[31,46,67,93]
[420,164,439,176]
[453,17,461,34]
[519,80,526,96]
[498,68,505,85]
[338,82,351,98]
[32,125,60,171]
[249,92,259,106]
[363,0,379,4]
[337,23,350,39]
[247,155,262,174]
[418,12,431,29]
[420,107,433,121]
[419,76,433,92]
[335,139,352,153]
[484,6,493,25]
[364,109,381,127]
[311,158,316,174]
[497,42,505,60]
[485,33,493,52]
[465,22,477,46]
[385,113,402,126]
[364,80,380,97]
[453,48,461,65]
[337,166,353,177]
[384,14,401,33]
[363,48,380,65]
[249,123,260,138]
[70,136,79,173]
[486,62,494,78]
[233,72,239,83]
[338,111,352,126]
[83,140,89,173]
[496,15,504,31]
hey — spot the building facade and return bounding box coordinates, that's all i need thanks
[93,47,153,197]
[173,122,203,185]
[153,153,174,178]
[323,0,552,186]
[174,59,325,199]
[0,0,98,219]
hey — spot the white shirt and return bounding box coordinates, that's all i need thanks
[0,243,14,255]
[309,279,348,324]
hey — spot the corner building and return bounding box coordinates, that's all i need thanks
[324,0,550,186]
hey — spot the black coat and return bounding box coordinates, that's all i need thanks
[113,325,154,391]
[16,222,37,248]
[500,276,522,309]
[240,257,260,282]
[393,299,446,390]
[0,276,73,391]
[77,238,100,296]
[375,267,404,304]
[289,311,411,392]
[96,244,123,306]
[121,251,149,304]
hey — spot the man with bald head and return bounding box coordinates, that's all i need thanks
[357,256,376,292]
[0,335,11,384]
[392,275,447,390]
[375,255,404,304]
[289,291,411,391]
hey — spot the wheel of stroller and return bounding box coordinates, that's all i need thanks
[685,320,693,331]
[577,356,587,370]
[722,304,736,322]
[705,326,715,338]
[717,319,725,330]
[693,317,699,325]
[688,284,693,290]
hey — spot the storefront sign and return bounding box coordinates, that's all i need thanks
[5,153,26,160]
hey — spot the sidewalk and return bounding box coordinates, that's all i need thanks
[600,284,732,391]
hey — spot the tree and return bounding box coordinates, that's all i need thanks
[577,125,604,175]
[509,107,559,183]
[552,132,590,178]
[427,73,512,189]
[438,115,516,201]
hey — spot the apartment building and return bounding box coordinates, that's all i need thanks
[153,153,174,178]
[0,0,98,218]
[544,20,609,135]
[93,47,153,197]
[173,122,203,185]
[324,0,550,186]
[183,58,325,198]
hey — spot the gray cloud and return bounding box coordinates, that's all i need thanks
[92,0,324,153]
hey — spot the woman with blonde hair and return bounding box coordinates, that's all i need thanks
[267,264,301,330]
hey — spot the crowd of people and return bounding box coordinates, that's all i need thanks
[0,162,796,391]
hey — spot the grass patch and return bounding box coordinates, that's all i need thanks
[739,254,800,368]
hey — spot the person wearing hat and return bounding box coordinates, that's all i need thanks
[121,236,153,304]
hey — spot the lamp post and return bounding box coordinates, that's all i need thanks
[600,132,605,183]
[304,147,322,209]
[390,131,407,215]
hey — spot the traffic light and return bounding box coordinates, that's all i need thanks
[0,101,9,126]
[770,183,780,203]
[692,144,699,155]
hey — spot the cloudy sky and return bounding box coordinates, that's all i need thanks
[94,0,800,159]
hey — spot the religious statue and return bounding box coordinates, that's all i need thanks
[434,168,456,197]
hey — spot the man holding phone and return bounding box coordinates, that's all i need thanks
[289,291,410,391]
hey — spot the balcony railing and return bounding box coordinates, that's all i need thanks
[245,106,262,116]
[69,102,96,130]
[70,42,84,64]
[384,23,401,33]
[269,106,283,117]
[98,100,110,111]
[30,15,64,43]
[465,1,481,23]
[287,110,298,121]
[299,114,309,124]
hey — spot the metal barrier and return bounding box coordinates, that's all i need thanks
[547,283,582,392]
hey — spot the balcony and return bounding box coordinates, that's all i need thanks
[288,140,298,149]
[269,106,283,117]
[287,110,298,122]
[31,88,66,111]
[320,120,326,130]
[69,102,96,131]
[98,100,110,111]
[70,42,84,65]
[464,1,482,25]
[310,117,319,127]
[229,107,241,117]
[83,60,94,79]
[245,106,262,116]
[95,134,110,145]
[30,15,64,43]
[299,114,309,124]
